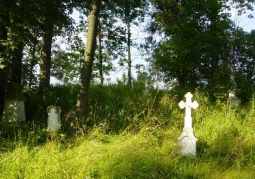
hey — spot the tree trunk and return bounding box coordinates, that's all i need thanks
[76,0,101,123]
[0,0,12,44]
[39,23,53,93]
[177,67,186,88]
[29,41,37,87]
[10,42,24,86]
[0,14,8,53]
[127,17,132,86]
[0,0,12,120]
[98,21,104,85]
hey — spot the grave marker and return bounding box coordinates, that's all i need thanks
[47,106,61,132]
[178,92,199,156]
[2,83,26,127]
[227,90,238,106]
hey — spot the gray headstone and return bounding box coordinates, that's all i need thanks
[47,106,61,132]
[2,83,26,127]
[228,90,238,106]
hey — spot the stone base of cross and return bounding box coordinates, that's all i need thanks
[178,92,199,156]
[178,128,198,156]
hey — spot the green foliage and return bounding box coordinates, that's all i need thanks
[234,72,254,104]
[52,35,84,84]
[24,84,176,133]
[148,0,255,96]
[0,58,5,69]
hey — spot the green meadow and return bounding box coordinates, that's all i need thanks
[0,84,255,178]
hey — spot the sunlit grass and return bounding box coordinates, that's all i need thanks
[1,85,255,178]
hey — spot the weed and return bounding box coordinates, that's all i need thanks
[0,84,254,178]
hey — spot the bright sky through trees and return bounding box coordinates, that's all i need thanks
[231,8,255,32]
[51,6,255,85]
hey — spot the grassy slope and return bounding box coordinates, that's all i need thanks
[0,85,255,178]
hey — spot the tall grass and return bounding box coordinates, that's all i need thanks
[0,84,255,178]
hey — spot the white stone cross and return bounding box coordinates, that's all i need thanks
[178,92,199,128]
[178,92,199,156]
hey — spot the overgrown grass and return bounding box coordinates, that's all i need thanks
[1,84,255,178]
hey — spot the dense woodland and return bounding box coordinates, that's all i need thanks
[0,0,255,129]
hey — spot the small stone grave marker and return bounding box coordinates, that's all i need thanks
[2,83,26,127]
[178,92,199,156]
[227,90,238,106]
[47,106,61,132]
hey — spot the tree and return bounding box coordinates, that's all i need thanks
[0,0,11,55]
[115,0,148,86]
[93,2,123,85]
[22,35,41,87]
[0,0,34,118]
[0,0,88,121]
[51,1,127,87]
[148,0,250,90]
[51,34,85,84]
[76,0,101,123]
[39,14,54,94]
[38,0,76,99]
[0,0,12,118]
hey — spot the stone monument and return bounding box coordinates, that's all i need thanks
[2,83,26,127]
[47,106,61,132]
[227,90,238,107]
[178,92,199,156]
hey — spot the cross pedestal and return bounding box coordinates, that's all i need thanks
[178,92,199,156]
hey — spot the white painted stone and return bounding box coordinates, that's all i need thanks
[178,92,199,156]
[178,92,199,128]
[2,83,26,126]
[47,106,61,132]
[228,90,239,106]
[178,128,198,156]
[229,91,235,98]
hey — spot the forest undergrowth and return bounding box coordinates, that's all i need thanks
[0,84,255,178]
